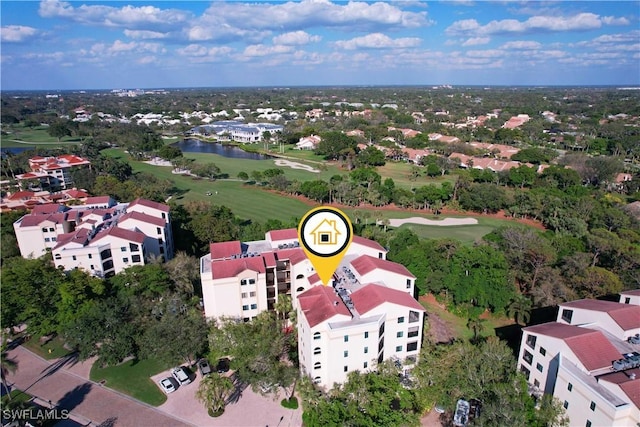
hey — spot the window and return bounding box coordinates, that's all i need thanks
[161,213,166,219]
[241,279,248,286]
[536,363,543,373]
[314,362,321,370]
[397,331,404,338]
[250,291,256,297]
[249,279,255,284]
[72,255,76,261]
[540,347,546,356]
[123,258,129,263]
[364,347,368,354]
[88,254,92,259]
[625,297,631,304]
[157,227,161,235]
[378,252,383,259]
[314,332,321,340]
[344,351,348,357]
[407,341,418,352]
[121,246,127,252]
[343,366,348,372]
[364,332,369,339]
[130,243,139,252]
[561,309,573,323]
[586,421,592,427]
[54,254,61,260]
[568,383,573,392]
[241,292,248,298]
[409,311,420,323]
[590,402,596,411]
[313,376,321,384]
[363,362,368,369]
[314,347,321,355]
[398,317,405,324]
[523,350,533,365]
[396,345,402,352]
[520,365,530,380]
[242,305,249,311]
[132,255,141,263]
[526,334,537,349]
[296,274,304,279]
[51,237,56,241]
[563,401,568,409]
[42,227,48,233]
[534,379,540,388]
[44,237,51,242]
[49,227,54,232]
[344,335,349,342]
[406,279,411,289]
[408,327,419,338]
[250,303,257,309]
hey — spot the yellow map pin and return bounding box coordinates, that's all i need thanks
[298,206,353,286]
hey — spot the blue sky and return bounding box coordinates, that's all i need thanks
[1,1,639,90]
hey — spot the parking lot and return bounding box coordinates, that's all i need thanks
[152,366,303,427]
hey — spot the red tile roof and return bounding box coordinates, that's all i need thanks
[128,198,170,213]
[119,211,166,228]
[619,378,640,409]
[621,289,640,297]
[274,247,303,261]
[65,189,89,199]
[18,213,67,227]
[7,191,35,201]
[210,257,266,279]
[85,196,112,205]
[31,204,66,215]
[350,283,424,315]
[53,228,90,249]
[209,241,242,260]
[93,227,146,244]
[267,228,298,242]
[352,235,386,253]
[262,251,277,268]
[288,250,307,265]
[525,323,621,371]
[561,299,640,331]
[350,254,415,278]
[298,286,351,328]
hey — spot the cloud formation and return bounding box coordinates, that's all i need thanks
[1,25,38,43]
[335,33,421,50]
[273,31,321,46]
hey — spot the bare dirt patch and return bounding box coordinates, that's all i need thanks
[388,217,478,227]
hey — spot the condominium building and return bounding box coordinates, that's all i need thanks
[199,228,424,388]
[15,155,90,191]
[517,295,640,426]
[13,197,173,276]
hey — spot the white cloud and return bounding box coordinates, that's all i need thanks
[242,44,295,57]
[124,30,169,40]
[447,12,628,36]
[501,41,542,50]
[84,40,165,57]
[272,31,321,46]
[39,0,192,32]
[462,37,490,46]
[198,0,431,33]
[602,16,630,26]
[466,49,504,58]
[334,33,421,50]
[1,25,38,42]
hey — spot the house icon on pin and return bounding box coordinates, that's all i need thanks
[310,219,341,245]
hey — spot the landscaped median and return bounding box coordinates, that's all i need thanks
[89,358,169,406]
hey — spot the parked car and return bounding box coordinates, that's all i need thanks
[216,357,230,373]
[158,377,178,394]
[171,366,192,385]
[453,399,470,427]
[198,358,212,376]
[628,334,640,344]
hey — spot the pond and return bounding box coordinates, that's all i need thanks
[172,139,269,160]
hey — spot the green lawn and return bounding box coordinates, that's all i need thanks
[1,126,83,147]
[393,217,519,245]
[90,358,168,406]
[376,161,458,189]
[22,334,71,360]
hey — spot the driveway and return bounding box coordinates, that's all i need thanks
[5,346,193,427]
[153,367,303,427]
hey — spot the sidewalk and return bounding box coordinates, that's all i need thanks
[5,346,192,427]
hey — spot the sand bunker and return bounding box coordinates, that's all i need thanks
[388,217,478,227]
[274,159,320,173]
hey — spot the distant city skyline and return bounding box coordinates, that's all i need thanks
[1,1,639,90]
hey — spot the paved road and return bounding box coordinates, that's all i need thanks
[5,346,193,427]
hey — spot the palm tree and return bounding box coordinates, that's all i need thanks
[1,344,18,400]
[196,374,234,416]
[507,295,533,326]
[467,318,485,343]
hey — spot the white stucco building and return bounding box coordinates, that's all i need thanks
[517,295,640,427]
[199,228,423,388]
[13,197,174,277]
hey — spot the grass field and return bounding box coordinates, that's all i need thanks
[393,217,522,245]
[1,126,83,147]
[22,334,71,360]
[90,358,168,406]
[376,161,457,189]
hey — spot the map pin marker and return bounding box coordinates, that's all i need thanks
[298,206,354,286]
